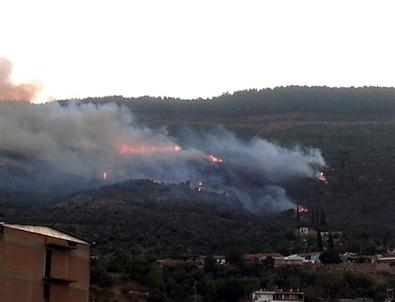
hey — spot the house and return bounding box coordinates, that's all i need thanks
[243,253,283,264]
[192,255,206,267]
[342,252,378,264]
[0,223,90,302]
[296,228,342,245]
[384,288,395,302]
[320,231,343,247]
[158,255,227,267]
[299,252,321,264]
[158,258,196,267]
[213,255,227,265]
[376,250,395,268]
[296,227,317,238]
[251,289,304,302]
[276,255,304,266]
[377,255,395,265]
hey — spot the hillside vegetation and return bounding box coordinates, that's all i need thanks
[60,86,395,247]
[7,180,295,256]
[3,86,395,301]
[3,86,395,252]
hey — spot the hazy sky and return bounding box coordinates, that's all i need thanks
[1,0,394,101]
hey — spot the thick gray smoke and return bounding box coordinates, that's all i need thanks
[0,101,325,212]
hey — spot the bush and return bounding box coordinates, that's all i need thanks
[319,250,341,264]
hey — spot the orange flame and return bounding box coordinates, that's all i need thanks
[298,206,308,214]
[117,144,224,166]
[119,144,182,155]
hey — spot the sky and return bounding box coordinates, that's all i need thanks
[1,0,395,102]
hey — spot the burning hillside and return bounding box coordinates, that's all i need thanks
[0,101,325,213]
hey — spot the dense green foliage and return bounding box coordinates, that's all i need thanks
[6,180,296,256]
[90,253,393,302]
[319,249,341,264]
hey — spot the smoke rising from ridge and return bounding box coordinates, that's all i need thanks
[0,57,41,102]
[0,101,325,212]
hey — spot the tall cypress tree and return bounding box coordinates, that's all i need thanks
[296,205,300,222]
[328,232,334,249]
[316,208,321,226]
[320,208,328,226]
[316,230,323,252]
[311,208,316,226]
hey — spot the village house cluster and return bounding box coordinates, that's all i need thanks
[158,249,395,275]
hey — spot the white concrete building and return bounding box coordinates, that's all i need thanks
[251,290,304,302]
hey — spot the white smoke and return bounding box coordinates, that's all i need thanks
[0,101,326,212]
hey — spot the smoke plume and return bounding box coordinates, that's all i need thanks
[0,57,41,102]
[0,101,325,213]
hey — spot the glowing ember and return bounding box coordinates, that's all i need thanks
[317,171,328,184]
[298,206,309,214]
[208,154,223,164]
[117,144,225,167]
[119,144,182,154]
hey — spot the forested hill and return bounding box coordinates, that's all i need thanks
[6,179,295,256]
[55,86,395,249]
[2,86,395,256]
[60,86,395,118]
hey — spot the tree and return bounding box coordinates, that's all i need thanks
[319,250,341,264]
[148,289,169,302]
[310,208,316,226]
[262,256,275,268]
[204,255,217,274]
[296,205,300,222]
[226,248,244,266]
[90,264,113,286]
[316,231,323,252]
[328,232,334,249]
[320,208,328,226]
[207,278,245,302]
[145,265,164,288]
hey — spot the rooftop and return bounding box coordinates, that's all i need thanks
[252,289,304,294]
[244,253,283,260]
[0,223,89,244]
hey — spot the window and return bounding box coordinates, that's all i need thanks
[68,240,77,247]
[45,249,52,277]
[43,283,50,301]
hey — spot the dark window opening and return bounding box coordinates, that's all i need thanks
[45,249,52,277]
[43,283,50,301]
[68,240,77,247]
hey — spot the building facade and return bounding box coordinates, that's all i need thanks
[0,223,90,302]
[251,290,304,302]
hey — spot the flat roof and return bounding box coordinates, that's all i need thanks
[253,290,304,294]
[1,223,89,244]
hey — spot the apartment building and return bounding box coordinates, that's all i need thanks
[0,223,90,302]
